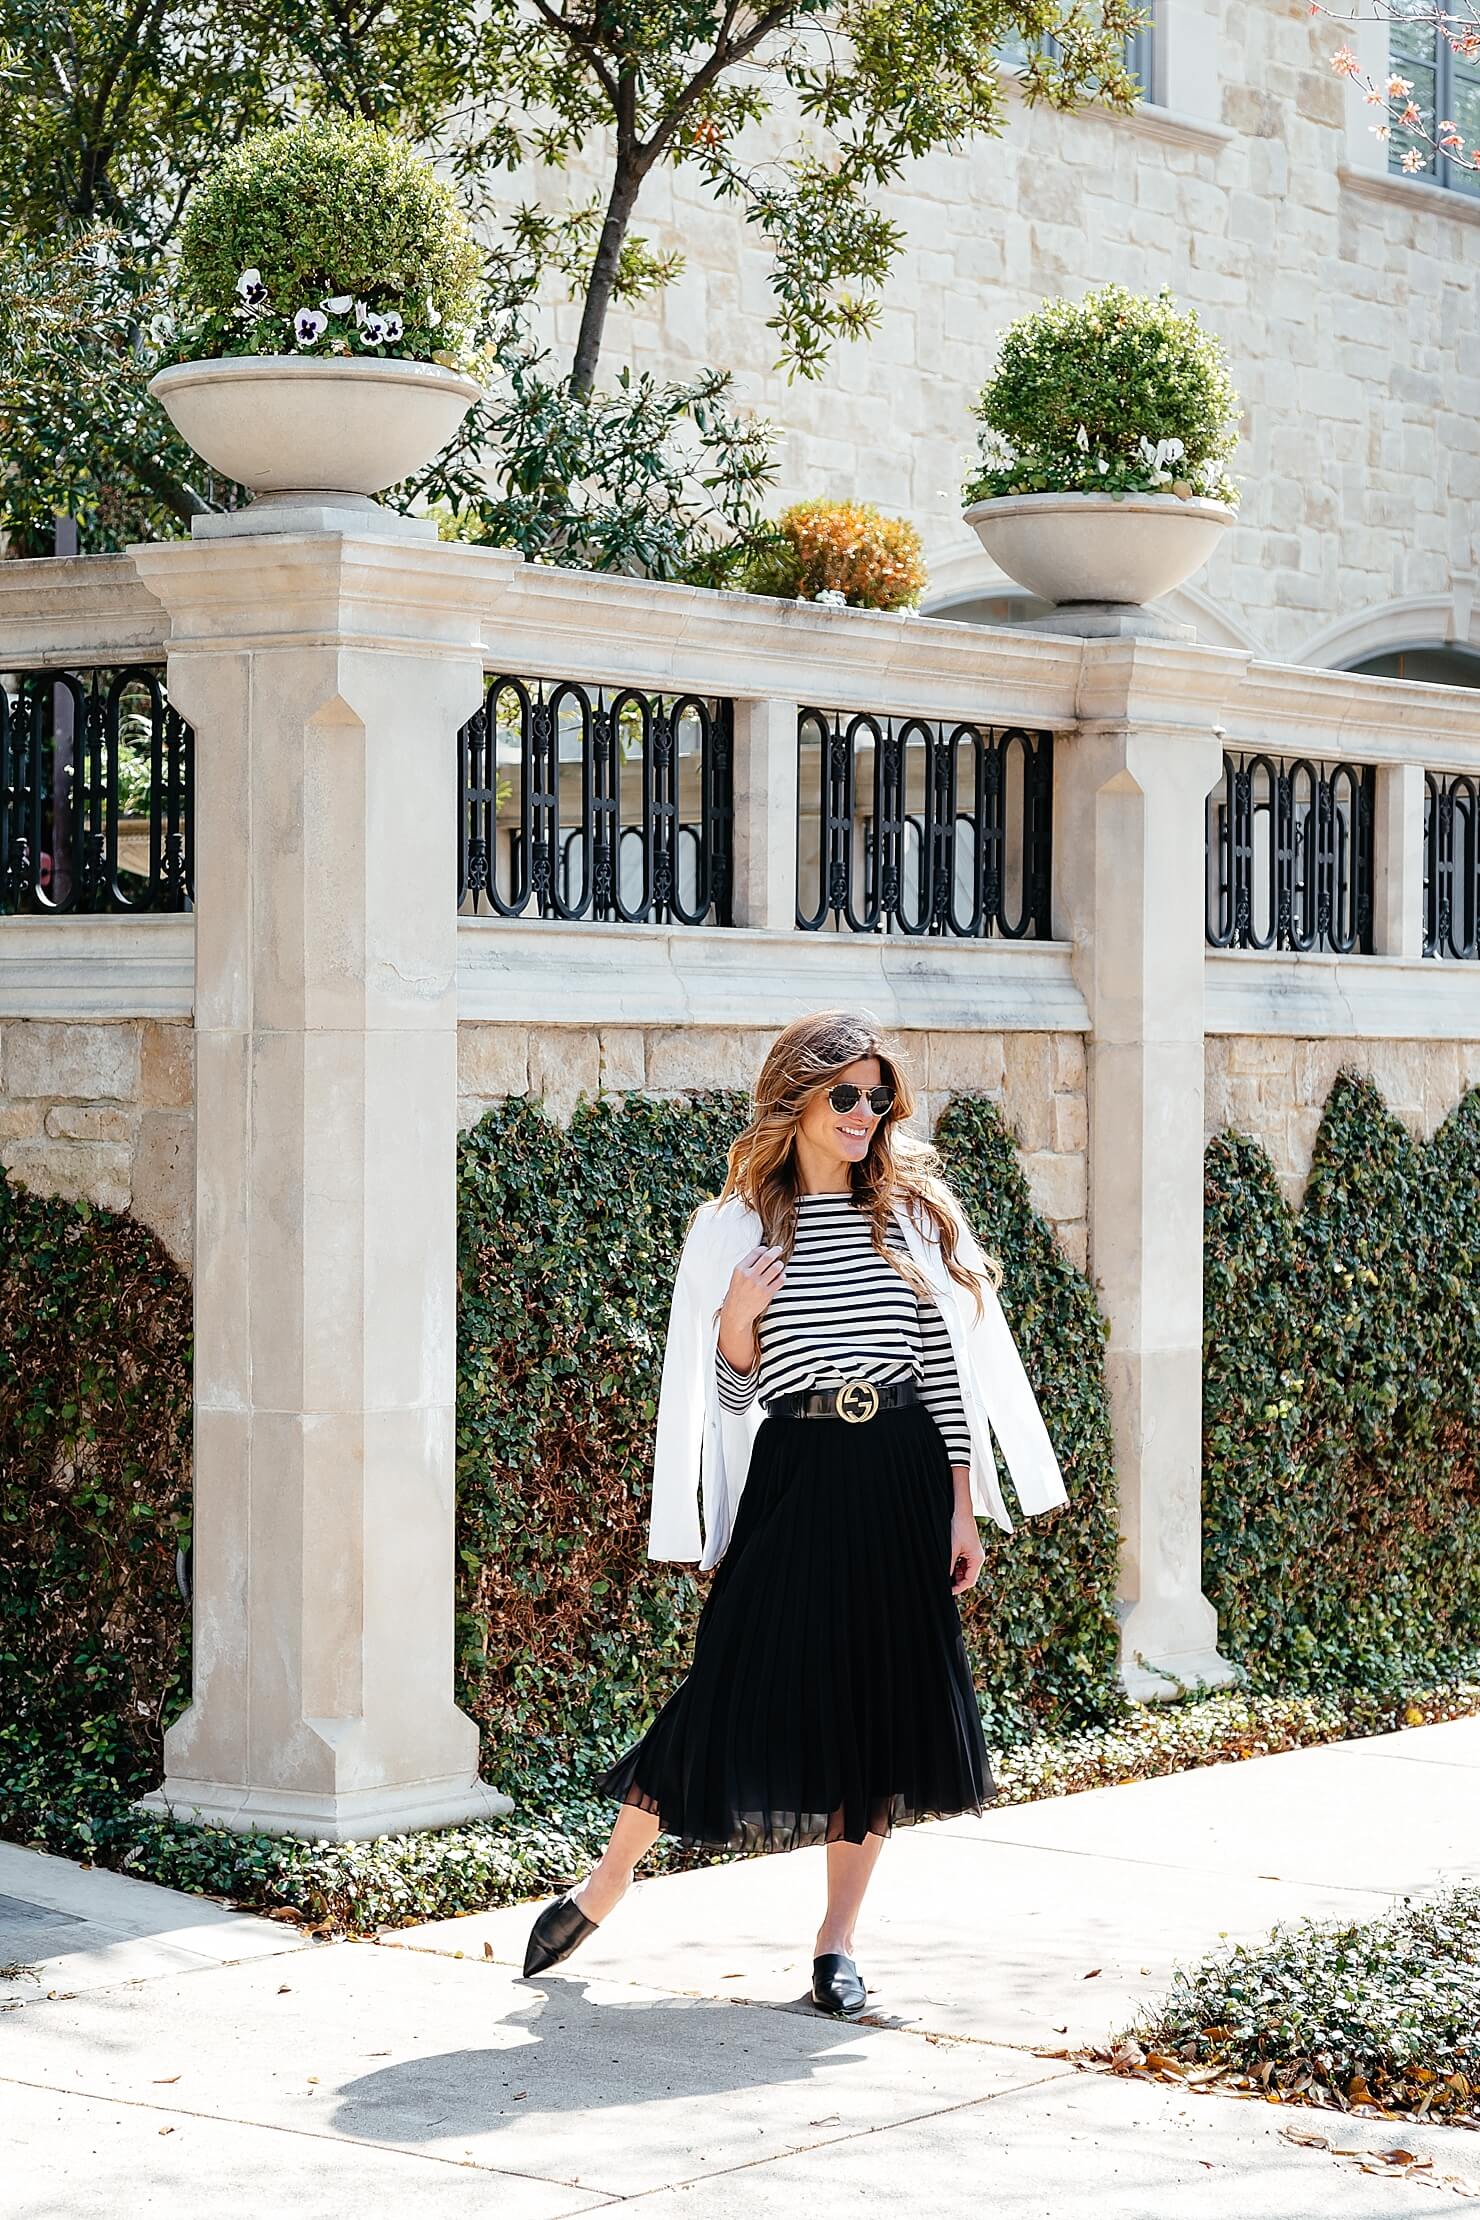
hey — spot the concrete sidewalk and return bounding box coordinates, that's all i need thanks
[4,1716,1480,2218]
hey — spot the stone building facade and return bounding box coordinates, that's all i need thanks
[527,0,1480,670]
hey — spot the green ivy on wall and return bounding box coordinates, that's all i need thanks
[454,1089,1124,1816]
[0,1175,192,1849]
[931,1094,1122,1739]
[8,1062,1478,1869]
[1203,1071,1480,1692]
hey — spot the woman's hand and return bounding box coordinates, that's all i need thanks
[716,1242,785,1373]
[948,1468,984,1594]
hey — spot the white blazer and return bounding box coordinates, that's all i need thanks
[647,1185,1069,1570]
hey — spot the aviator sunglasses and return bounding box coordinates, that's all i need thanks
[826,1082,896,1116]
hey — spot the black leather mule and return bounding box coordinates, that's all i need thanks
[522,1885,600,1978]
[811,1951,867,2016]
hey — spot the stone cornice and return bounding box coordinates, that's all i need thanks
[1206,949,1480,1038]
[0,555,166,668]
[1339,161,1480,229]
[1227,657,1480,765]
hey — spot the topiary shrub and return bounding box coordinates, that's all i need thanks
[743,498,928,610]
[964,281,1241,507]
[1203,1072,1480,1692]
[163,116,484,371]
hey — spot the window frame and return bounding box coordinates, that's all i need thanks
[1389,12,1480,197]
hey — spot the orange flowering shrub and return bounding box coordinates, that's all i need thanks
[753,499,927,611]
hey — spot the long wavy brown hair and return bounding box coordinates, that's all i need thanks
[707,1009,1003,1320]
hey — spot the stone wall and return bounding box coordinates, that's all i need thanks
[1205,1036,1480,1207]
[0,1019,193,1266]
[0,1017,1091,1280]
[459,1022,1090,1271]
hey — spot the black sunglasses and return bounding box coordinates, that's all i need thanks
[827,1083,895,1116]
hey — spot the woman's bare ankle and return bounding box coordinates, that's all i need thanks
[571,1862,631,1924]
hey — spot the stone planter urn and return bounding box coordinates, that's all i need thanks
[962,490,1234,641]
[148,354,482,542]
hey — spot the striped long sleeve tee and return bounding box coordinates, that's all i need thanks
[713,1189,972,1463]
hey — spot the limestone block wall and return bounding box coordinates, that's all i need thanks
[0,1018,193,1266]
[456,1022,1090,1272]
[0,1016,1091,1280]
[1205,1036,1480,1207]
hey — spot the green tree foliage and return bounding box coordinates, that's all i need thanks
[2,0,1145,555]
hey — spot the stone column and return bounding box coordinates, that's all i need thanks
[730,696,799,929]
[129,532,510,1838]
[1056,641,1247,1704]
[1371,760,1427,959]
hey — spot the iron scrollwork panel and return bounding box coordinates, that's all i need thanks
[457,675,733,926]
[0,667,194,916]
[1205,747,1373,954]
[796,706,1053,938]
[1424,770,1480,959]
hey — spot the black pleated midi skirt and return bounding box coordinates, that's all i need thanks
[594,1399,997,1851]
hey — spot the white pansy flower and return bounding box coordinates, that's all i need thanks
[236,267,268,306]
[293,307,328,346]
[323,294,354,314]
[427,305,442,327]
[360,311,389,344]
[378,311,404,345]
[1074,422,1090,453]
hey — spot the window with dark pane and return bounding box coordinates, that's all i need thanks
[1389,3,1480,193]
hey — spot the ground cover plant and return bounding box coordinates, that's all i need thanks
[1109,1881,1480,2128]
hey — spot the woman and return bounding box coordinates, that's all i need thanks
[522,1009,1069,2016]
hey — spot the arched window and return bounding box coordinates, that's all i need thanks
[1342,643,1480,688]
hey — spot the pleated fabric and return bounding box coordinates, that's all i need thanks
[595,1400,996,1851]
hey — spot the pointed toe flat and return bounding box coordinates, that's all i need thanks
[522,1886,600,1978]
[811,1950,867,2017]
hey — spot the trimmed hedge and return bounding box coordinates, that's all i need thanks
[1203,1072,1480,1693]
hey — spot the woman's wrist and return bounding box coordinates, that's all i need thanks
[950,1463,973,1516]
[717,1311,759,1374]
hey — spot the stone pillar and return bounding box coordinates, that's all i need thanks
[1057,641,1246,1704]
[730,696,799,929]
[1371,760,1427,959]
[129,533,510,1838]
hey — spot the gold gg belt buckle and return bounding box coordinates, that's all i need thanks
[836,1379,879,1423]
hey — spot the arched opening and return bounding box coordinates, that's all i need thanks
[1341,642,1480,688]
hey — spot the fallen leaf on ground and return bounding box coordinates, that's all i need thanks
[151,2075,181,2084]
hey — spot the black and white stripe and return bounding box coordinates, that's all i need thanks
[714,1190,972,1463]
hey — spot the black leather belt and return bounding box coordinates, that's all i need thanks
[762,1377,919,1424]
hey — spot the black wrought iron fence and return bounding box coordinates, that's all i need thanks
[1424,770,1479,958]
[1205,749,1374,954]
[0,668,194,915]
[795,708,1054,937]
[458,676,733,925]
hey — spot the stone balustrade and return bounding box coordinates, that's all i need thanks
[3,537,1480,1835]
